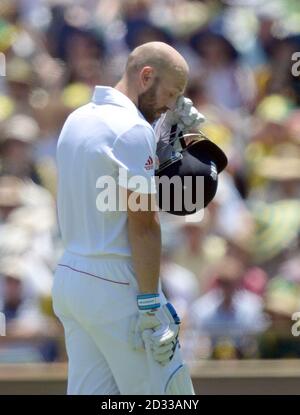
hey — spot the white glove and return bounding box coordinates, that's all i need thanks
[165,96,205,133]
[148,322,180,365]
[129,294,181,366]
[154,96,205,164]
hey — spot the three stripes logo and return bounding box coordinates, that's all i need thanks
[144,156,154,170]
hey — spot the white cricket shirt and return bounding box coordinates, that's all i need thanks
[56,86,157,258]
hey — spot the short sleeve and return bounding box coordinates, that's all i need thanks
[112,124,157,194]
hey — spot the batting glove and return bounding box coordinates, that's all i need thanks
[129,294,181,365]
[154,96,205,162]
[165,96,205,133]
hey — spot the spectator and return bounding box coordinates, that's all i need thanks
[0,114,41,183]
[259,278,300,358]
[189,256,267,359]
[0,256,59,362]
[190,31,256,111]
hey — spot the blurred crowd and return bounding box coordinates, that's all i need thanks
[0,0,300,363]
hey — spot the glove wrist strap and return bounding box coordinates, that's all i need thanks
[137,293,160,312]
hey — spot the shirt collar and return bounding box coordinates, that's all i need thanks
[92,86,138,113]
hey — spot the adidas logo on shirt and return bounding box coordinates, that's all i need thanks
[144,156,154,170]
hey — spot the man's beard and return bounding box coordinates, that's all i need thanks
[137,80,160,124]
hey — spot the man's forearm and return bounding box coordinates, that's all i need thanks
[128,213,161,294]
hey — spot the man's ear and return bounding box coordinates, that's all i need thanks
[140,66,155,91]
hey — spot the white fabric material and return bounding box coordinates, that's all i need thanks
[165,364,195,395]
[52,255,174,395]
[56,86,157,258]
[143,330,194,395]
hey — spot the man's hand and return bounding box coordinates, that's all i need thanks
[165,96,205,133]
[154,96,206,163]
[129,296,181,365]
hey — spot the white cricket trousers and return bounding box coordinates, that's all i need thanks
[52,251,171,395]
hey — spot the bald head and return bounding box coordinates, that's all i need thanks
[116,42,189,123]
[125,42,189,85]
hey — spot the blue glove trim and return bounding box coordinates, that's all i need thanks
[166,303,181,325]
[137,293,159,299]
[138,303,161,311]
[137,293,160,311]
